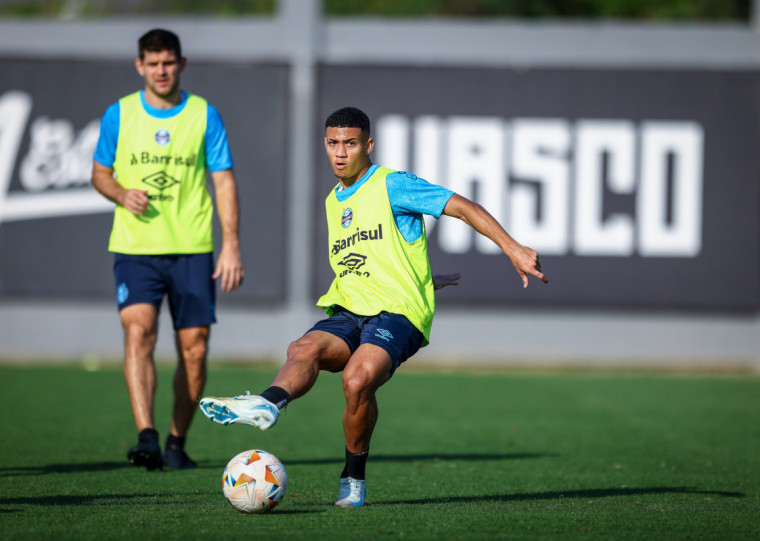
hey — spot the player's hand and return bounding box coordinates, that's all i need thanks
[510,245,547,288]
[120,189,149,215]
[213,245,245,292]
[433,272,461,290]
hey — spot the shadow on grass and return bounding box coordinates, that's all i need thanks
[0,452,553,477]
[0,460,229,476]
[283,451,555,466]
[0,492,214,508]
[0,492,325,514]
[370,486,745,506]
[0,485,743,513]
[0,461,133,476]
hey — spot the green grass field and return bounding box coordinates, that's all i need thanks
[1,362,758,540]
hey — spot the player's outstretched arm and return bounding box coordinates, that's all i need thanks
[210,168,245,292]
[442,194,547,288]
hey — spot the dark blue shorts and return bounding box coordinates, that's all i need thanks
[113,253,216,330]
[307,307,424,375]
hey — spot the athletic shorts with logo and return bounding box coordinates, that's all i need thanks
[307,306,424,375]
[113,253,216,330]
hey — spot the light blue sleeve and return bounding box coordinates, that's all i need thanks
[205,104,234,172]
[93,102,120,168]
[387,171,455,242]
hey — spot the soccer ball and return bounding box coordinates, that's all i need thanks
[222,449,288,514]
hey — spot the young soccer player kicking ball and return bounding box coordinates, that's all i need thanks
[200,107,545,506]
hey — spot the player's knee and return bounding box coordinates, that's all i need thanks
[286,337,320,363]
[342,369,372,401]
[182,341,208,365]
[178,330,209,364]
[124,321,157,348]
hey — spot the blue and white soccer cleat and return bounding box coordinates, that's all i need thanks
[198,392,279,430]
[334,477,366,508]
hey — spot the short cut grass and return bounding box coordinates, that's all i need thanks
[1,363,758,540]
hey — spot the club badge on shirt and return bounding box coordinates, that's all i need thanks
[341,208,353,228]
[155,129,170,146]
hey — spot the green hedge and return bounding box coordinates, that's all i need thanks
[0,0,750,21]
[326,0,750,21]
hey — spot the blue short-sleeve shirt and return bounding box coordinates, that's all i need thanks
[334,164,455,242]
[93,90,233,172]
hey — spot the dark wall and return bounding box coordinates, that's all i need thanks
[316,64,760,311]
[0,59,289,304]
[2,59,759,312]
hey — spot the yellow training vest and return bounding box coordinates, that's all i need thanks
[317,166,435,345]
[108,91,213,254]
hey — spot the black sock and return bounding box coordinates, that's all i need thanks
[341,448,369,480]
[165,433,185,452]
[260,386,290,410]
[138,428,159,444]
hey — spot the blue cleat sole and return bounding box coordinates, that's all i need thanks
[199,401,238,425]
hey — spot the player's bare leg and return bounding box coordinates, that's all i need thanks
[165,325,209,469]
[121,303,159,432]
[336,344,392,507]
[120,303,163,470]
[171,326,209,437]
[341,344,392,453]
[273,330,352,399]
[199,331,350,429]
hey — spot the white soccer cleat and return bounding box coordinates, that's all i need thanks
[334,477,366,508]
[198,392,279,430]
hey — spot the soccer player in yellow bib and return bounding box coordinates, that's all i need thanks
[92,29,244,471]
[200,107,545,506]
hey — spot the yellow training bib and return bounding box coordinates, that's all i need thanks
[317,167,435,344]
[108,92,213,254]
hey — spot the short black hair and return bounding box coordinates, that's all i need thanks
[138,28,181,60]
[325,107,370,136]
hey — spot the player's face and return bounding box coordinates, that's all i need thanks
[135,49,185,104]
[324,127,374,187]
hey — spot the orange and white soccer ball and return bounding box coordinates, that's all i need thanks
[222,449,288,513]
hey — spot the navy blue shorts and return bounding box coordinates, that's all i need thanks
[307,307,424,375]
[113,253,216,330]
